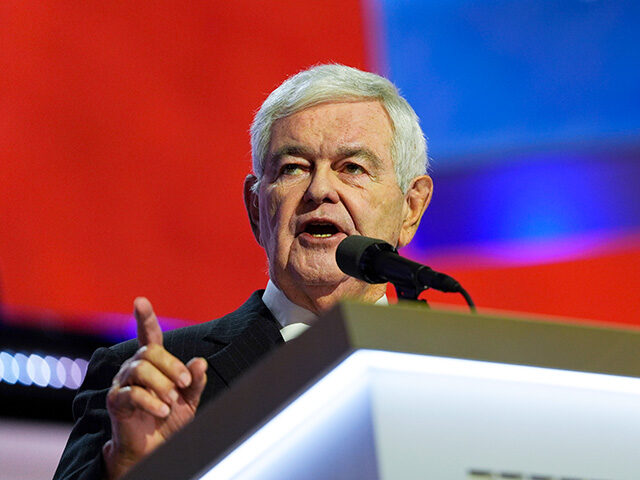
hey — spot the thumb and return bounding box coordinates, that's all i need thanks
[133,296,163,346]
[182,358,208,408]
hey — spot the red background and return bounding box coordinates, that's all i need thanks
[0,1,370,322]
[1,1,637,329]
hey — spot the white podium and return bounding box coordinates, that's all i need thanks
[124,301,640,480]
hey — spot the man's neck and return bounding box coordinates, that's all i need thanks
[264,279,388,329]
[262,280,318,328]
[272,277,387,315]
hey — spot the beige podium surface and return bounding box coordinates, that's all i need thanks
[124,301,640,480]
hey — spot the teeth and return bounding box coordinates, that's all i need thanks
[311,233,332,238]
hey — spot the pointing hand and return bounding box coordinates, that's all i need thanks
[102,298,207,479]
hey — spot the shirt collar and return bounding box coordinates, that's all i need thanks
[262,279,388,329]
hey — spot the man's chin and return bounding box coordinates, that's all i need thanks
[285,261,347,288]
[292,271,346,287]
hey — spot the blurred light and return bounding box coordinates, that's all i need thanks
[27,354,51,387]
[59,357,78,389]
[0,350,89,390]
[68,360,83,389]
[56,357,68,388]
[76,358,89,380]
[45,355,63,389]
[0,352,20,384]
[15,354,32,386]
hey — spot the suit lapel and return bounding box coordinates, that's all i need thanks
[201,291,283,389]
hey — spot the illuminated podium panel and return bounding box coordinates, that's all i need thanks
[124,302,640,480]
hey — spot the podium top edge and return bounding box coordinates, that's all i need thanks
[320,300,640,379]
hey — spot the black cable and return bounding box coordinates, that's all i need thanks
[458,287,476,313]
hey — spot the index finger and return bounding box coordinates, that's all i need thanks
[133,297,163,346]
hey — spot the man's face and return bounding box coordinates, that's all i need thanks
[247,100,427,303]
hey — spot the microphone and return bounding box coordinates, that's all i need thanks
[336,235,461,294]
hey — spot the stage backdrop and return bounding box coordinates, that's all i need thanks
[1,0,638,339]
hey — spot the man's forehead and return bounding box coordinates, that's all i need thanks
[273,99,390,126]
[267,100,393,155]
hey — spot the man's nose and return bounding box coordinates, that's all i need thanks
[303,168,340,204]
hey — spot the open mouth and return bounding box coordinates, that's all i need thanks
[303,222,340,238]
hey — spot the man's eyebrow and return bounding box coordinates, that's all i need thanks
[269,145,314,163]
[268,145,384,169]
[336,147,383,169]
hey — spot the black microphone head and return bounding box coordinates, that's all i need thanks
[336,235,396,283]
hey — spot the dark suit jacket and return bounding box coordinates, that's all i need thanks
[53,291,283,480]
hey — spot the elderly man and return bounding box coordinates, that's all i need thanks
[53,64,432,480]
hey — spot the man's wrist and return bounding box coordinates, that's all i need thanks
[102,440,138,480]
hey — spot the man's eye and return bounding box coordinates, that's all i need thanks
[343,163,365,175]
[281,164,304,176]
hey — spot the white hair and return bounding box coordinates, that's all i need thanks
[250,64,427,193]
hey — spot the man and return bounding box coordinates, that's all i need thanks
[53,64,432,479]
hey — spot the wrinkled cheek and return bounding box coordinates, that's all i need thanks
[259,189,282,235]
[372,198,405,240]
[259,197,288,265]
[266,195,280,219]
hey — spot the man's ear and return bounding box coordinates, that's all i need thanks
[243,174,262,246]
[398,175,433,248]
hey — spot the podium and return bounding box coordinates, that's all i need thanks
[124,301,640,480]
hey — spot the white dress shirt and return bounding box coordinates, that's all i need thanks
[262,279,388,342]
